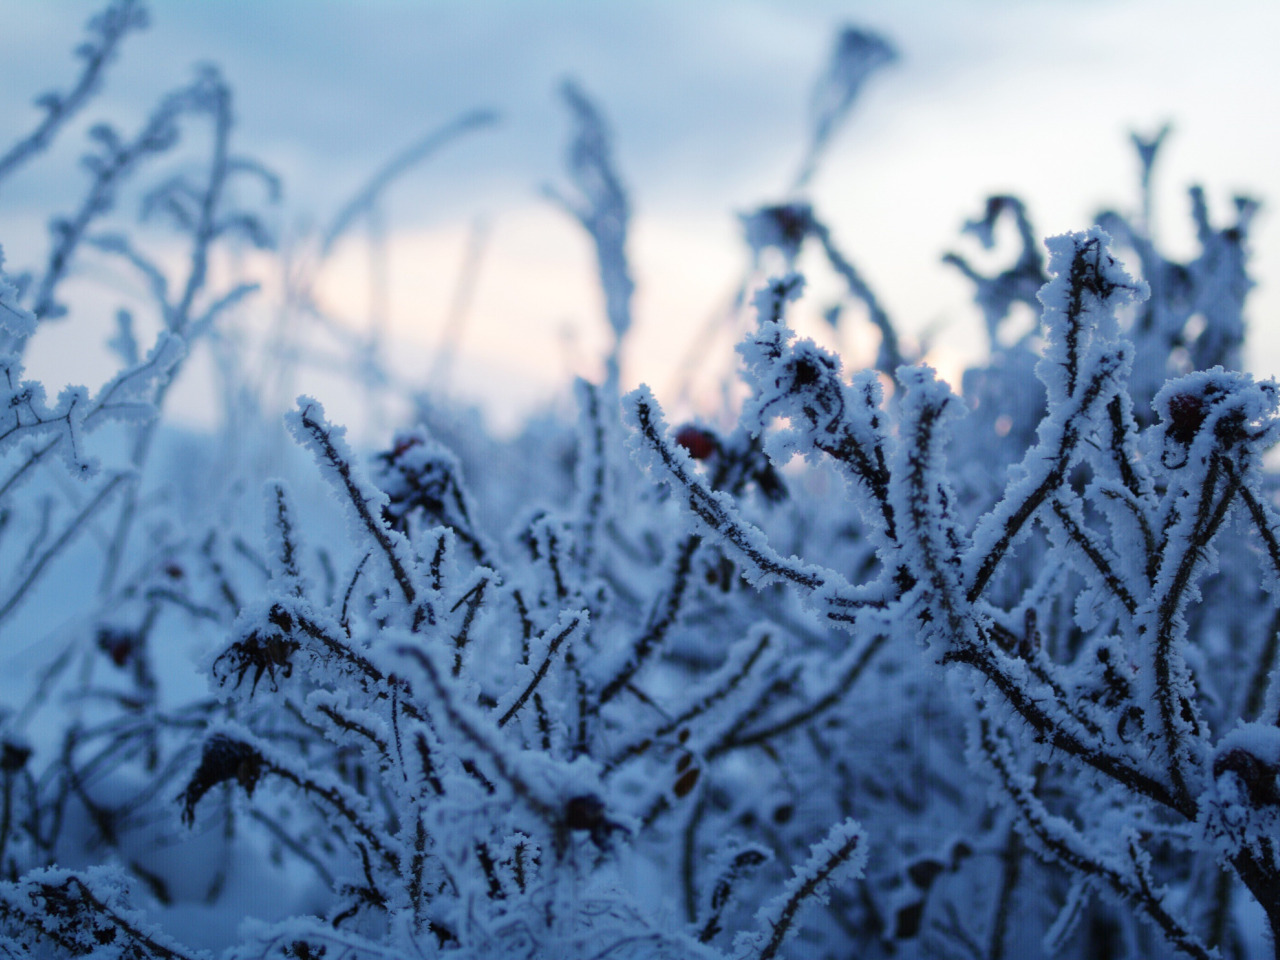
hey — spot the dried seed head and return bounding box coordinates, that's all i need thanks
[178,734,265,826]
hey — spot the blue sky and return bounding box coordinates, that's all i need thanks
[0,0,1276,431]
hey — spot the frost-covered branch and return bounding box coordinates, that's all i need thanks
[547,80,633,394]
[736,818,867,960]
[0,0,148,188]
[289,398,420,608]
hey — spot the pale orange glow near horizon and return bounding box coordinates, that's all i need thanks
[3,0,1276,443]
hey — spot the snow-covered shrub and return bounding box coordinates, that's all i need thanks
[0,5,1276,960]
[630,212,1275,957]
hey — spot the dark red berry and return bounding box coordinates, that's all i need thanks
[1166,393,1206,445]
[563,794,606,832]
[675,425,717,460]
[96,628,136,668]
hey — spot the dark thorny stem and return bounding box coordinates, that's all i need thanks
[1227,851,1280,960]
[35,875,201,960]
[756,827,864,960]
[98,73,250,597]
[698,846,770,944]
[632,395,824,591]
[450,576,489,676]
[707,633,885,760]
[1107,395,1147,504]
[681,795,707,924]
[1152,452,1238,811]
[967,358,1122,603]
[1049,496,1137,615]
[607,632,773,770]
[977,715,1211,960]
[575,378,607,576]
[597,534,700,706]
[809,218,903,378]
[1234,464,1280,582]
[264,758,398,871]
[297,404,417,606]
[294,614,426,725]
[0,472,127,624]
[397,645,558,825]
[1242,608,1280,724]
[498,614,585,728]
[947,643,1186,815]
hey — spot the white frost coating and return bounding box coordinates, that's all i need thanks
[7,29,1280,954]
[1035,228,1147,406]
[0,247,35,338]
[1151,367,1280,476]
[1043,876,1094,954]
[679,627,784,756]
[890,365,971,650]
[305,686,391,765]
[960,231,1139,599]
[1200,724,1280,866]
[749,271,805,324]
[738,314,893,546]
[740,207,814,265]
[262,479,307,596]
[961,344,1129,594]
[87,329,185,424]
[287,396,374,514]
[1129,370,1280,794]
[622,384,880,632]
[0,864,214,960]
[492,607,587,724]
[1041,489,1134,628]
[0,330,184,489]
[622,383,859,607]
[287,395,422,608]
[0,358,99,479]
[735,817,866,959]
[389,630,593,820]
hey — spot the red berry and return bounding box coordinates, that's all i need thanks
[1166,393,1206,445]
[675,425,717,460]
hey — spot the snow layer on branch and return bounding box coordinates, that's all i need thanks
[0,356,95,478]
[961,344,1128,598]
[389,632,602,826]
[890,365,971,650]
[1150,367,1280,475]
[492,607,587,726]
[287,396,422,610]
[735,817,867,959]
[740,318,882,464]
[1035,228,1147,405]
[1200,723,1280,868]
[262,479,307,596]
[0,864,210,960]
[0,330,181,488]
[0,247,35,338]
[623,384,851,602]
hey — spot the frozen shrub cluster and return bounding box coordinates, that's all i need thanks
[0,4,1276,959]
